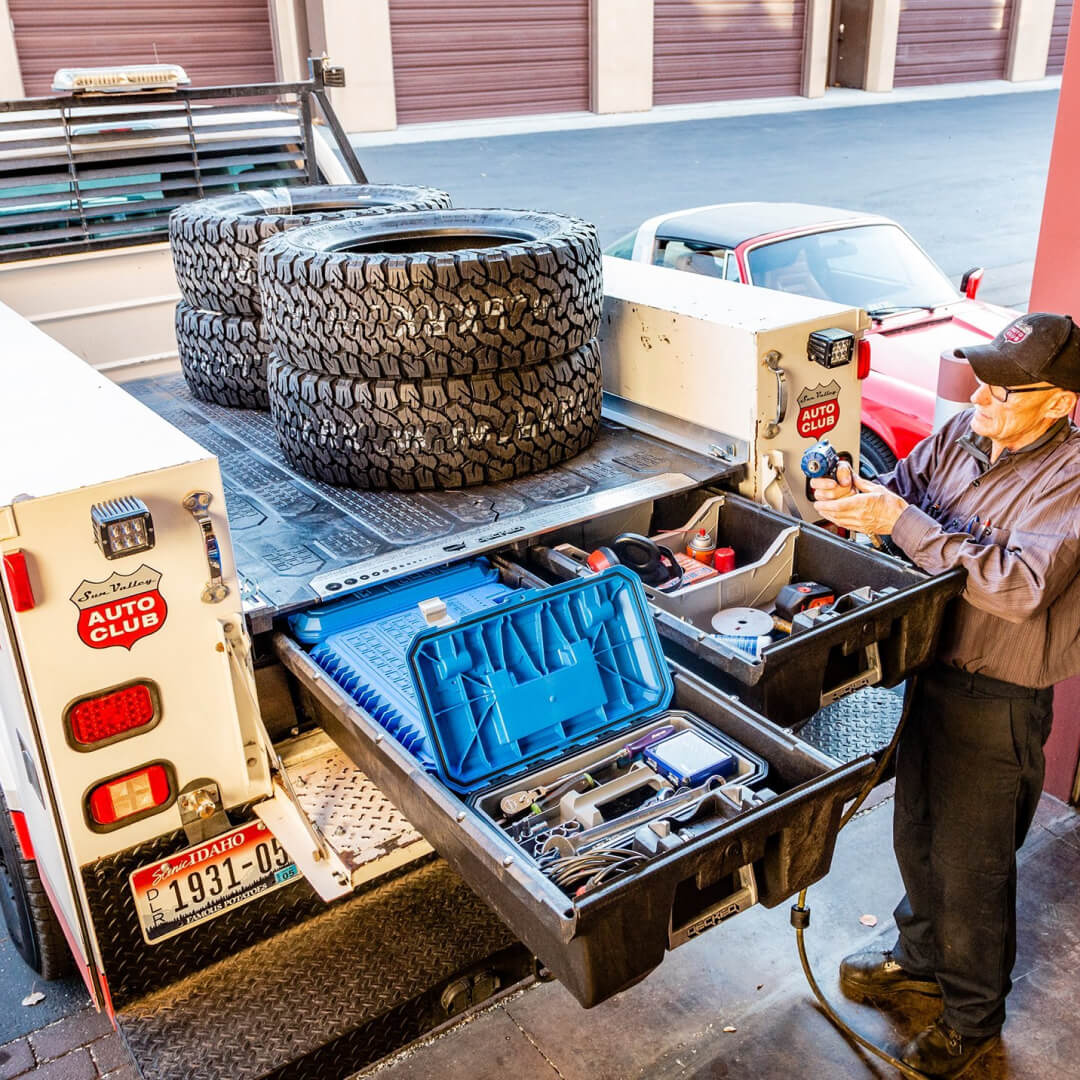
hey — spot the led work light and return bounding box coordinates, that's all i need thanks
[807,328,856,369]
[91,497,155,560]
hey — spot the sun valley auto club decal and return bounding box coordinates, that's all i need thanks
[796,380,842,439]
[71,565,168,650]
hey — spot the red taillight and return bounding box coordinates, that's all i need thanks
[857,338,872,380]
[87,764,174,828]
[66,682,159,748]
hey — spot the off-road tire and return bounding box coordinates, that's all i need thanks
[259,208,603,379]
[268,340,603,490]
[860,426,898,480]
[169,184,453,316]
[0,793,72,979]
[176,302,271,410]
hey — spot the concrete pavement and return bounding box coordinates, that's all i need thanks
[354,88,1061,311]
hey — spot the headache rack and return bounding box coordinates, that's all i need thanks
[0,57,366,262]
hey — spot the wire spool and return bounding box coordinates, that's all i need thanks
[710,607,775,658]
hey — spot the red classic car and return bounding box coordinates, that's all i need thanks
[607,203,1015,475]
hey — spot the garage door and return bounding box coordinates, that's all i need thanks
[389,0,590,124]
[1047,0,1073,74]
[9,0,277,98]
[654,0,807,105]
[894,0,1015,86]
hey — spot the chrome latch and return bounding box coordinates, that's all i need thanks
[183,490,229,604]
[177,778,231,845]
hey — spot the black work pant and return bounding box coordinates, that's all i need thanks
[891,663,1054,1038]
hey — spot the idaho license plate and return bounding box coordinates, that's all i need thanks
[129,820,299,945]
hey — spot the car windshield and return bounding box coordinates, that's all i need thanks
[745,223,960,312]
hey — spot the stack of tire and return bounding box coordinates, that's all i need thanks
[168,185,453,409]
[257,208,605,491]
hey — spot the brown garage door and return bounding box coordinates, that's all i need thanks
[1047,0,1073,74]
[389,0,590,124]
[654,0,807,105]
[894,0,1015,86]
[9,0,277,98]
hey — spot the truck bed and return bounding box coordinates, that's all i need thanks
[126,373,734,626]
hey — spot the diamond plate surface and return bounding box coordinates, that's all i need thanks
[116,860,524,1080]
[84,809,334,1009]
[797,684,905,762]
[124,373,729,615]
[285,737,431,881]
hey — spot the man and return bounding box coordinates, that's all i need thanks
[812,312,1080,1078]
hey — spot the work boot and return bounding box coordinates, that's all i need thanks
[839,949,942,999]
[901,1017,999,1077]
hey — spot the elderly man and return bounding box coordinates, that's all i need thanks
[812,312,1080,1078]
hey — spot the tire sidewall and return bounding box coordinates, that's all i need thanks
[170,184,453,316]
[259,209,603,378]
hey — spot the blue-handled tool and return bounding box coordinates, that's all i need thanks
[801,439,883,548]
[800,440,841,480]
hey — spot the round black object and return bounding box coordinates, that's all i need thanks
[611,533,682,588]
[859,425,898,480]
[268,340,603,490]
[0,793,72,979]
[169,184,453,316]
[176,302,271,410]
[259,208,603,379]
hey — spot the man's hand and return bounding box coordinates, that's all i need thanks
[812,468,909,536]
[810,461,856,502]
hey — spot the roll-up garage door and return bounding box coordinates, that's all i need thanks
[1047,0,1073,74]
[654,0,807,105]
[389,0,590,124]
[9,0,277,98]
[894,0,1015,86]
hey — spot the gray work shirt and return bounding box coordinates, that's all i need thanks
[886,409,1080,687]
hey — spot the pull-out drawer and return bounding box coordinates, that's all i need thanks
[529,490,965,726]
[275,576,874,1008]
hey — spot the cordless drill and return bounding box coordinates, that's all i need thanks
[801,440,882,547]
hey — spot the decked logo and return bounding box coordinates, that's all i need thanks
[796,380,841,439]
[71,565,168,651]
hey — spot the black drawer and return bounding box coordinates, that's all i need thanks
[276,628,873,1008]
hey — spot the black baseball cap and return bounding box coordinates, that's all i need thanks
[955,312,1080,392]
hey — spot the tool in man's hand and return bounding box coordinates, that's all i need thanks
[499,725,677,819]
[801,439,883,548]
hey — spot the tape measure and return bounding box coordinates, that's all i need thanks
[774,581,836,622]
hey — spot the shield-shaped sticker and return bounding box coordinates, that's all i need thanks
[70,565,168,651]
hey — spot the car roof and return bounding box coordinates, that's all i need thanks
[653,202,892,248]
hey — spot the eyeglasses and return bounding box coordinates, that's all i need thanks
[975,379,1055,403]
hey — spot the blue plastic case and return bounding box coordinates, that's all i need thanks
[407,567,675,794]
[290,559,519,768]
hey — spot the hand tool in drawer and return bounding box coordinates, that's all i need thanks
[498,725,677,820]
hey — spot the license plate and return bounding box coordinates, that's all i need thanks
[128,820,299,945]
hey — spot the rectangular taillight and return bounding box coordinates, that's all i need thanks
[66,682,160,749]
[86,763,175,830]
[857,338,872,380]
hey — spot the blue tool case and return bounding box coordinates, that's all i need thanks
[289,558,520,769]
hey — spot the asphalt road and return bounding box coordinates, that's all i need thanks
[0,84,1060,1050]
[354,89,1062,311]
